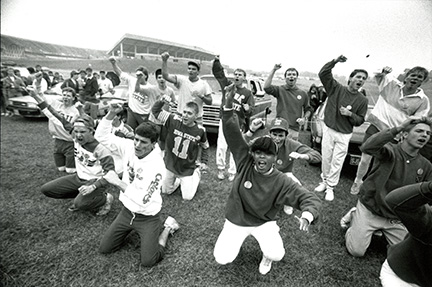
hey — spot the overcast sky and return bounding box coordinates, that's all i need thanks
[2,0,431,76]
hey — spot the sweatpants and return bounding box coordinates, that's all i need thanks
[99,207,165,267]
[41,174,106,211]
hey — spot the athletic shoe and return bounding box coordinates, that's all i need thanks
[283,205,294,215]
[259,256,273,275]
[350,181,362,195]
[164,216,180,235]
[65,167,76,174]
[217,170,225,180]
[228,173,236,182]
[96,193,114,216]
[314,182,327,193]
[324,187,334,201]
[340,207,357,229]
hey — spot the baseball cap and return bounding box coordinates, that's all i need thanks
[269,117,289,133]
[188,61,200,71]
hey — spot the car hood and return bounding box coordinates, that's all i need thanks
[10,95,38,104]
[209,92,222,107]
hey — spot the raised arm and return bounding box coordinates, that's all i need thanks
[318,55,346,96]
[108,56,123,77]
[361,117,418,157]
[161,52,177,84]
[264,64,281,90]
[212,55,230,90]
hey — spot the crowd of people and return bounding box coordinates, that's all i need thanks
[5,53,432,285]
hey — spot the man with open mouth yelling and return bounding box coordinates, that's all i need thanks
[343,116,432,258]
[213,83,321,276]
[351,66,430,196]
[314,55,369,202]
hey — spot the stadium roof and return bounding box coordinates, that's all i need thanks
[107,33,215,61]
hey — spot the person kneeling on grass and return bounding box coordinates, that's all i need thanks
[35,91,115,215]
[213,83,322,275]
[245,117,322,215]
[95,104,179,267]
[340,117,432,258]
[151,96,209,200]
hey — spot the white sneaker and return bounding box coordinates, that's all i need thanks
[217,170,225,180]
[324,188,334,201]
[164,216,180,235]
[259,256,273,275]
[96,193,114,216]
[283,205,294,215]
[228,173,236,182]
[350,181,362,195]
[340,207,357,229]
[314,182,327,193]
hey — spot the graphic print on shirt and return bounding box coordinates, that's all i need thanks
[132,91,149,105]
[172,128,201,160]
[232,93,245,112]
[142,173,162,204]
[74,148,96,167]
[126,160,145,183]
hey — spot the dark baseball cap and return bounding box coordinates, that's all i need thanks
[269,117,289,133]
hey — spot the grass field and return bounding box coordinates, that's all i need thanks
[1,104,388,287]
[4,59,430,286]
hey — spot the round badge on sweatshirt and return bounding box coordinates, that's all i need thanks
[244,181,252,189]
[297,95,302,100]
[346,105,352,110]
[277,159,283,165]
[417,168,423,175]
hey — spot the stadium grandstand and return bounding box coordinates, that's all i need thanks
[1,34,106,59]
[107,33,215,64]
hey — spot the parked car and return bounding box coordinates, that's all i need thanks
[7,83,128,118]
[170,74,272,134]
[310,100,374,166]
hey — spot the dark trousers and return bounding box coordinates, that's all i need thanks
[41,174,106,211]
[53,138,75,168]
[126,107,149,131]
[99,207,165,267]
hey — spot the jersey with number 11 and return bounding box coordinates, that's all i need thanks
[164,114,209,176]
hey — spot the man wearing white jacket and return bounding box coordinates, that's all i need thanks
[96,104,179,267]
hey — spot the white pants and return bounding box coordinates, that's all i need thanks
[214,219,285,265]
[216,120,236,174]
[380,259,420,287]
[162,168,201,200]
[321,125,352,187]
